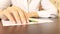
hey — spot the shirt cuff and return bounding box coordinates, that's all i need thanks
[37,11,51,17]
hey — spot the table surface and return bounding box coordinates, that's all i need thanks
[0,18,60,34]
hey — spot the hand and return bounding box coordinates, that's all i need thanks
[28,11,39,18]
[0,10,3,19]
[2,6,29,24]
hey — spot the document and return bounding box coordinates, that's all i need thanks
[2,18,53,26]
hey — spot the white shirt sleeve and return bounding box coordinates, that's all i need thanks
[37,0,58,18]
[0,0,11,10]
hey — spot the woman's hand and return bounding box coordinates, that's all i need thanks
[2,6,29,24]
[0,10,3,19]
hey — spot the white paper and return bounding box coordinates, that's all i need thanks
[2,18,53,26]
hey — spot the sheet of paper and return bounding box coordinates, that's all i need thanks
[2,18,53,26]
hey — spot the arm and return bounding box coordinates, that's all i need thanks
[37,0,58,17]
[29,0,58,18]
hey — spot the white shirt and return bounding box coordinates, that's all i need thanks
[0,0,58,18]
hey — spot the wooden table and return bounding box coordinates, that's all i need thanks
[0,18,60,34]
